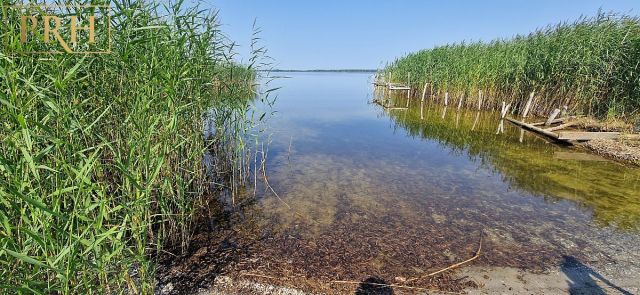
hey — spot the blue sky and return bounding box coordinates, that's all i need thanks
[207,0,640,69]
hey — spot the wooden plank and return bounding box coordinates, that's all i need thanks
[558,132,620,141]
[545,108,561,126]
[531,117,571,126]
[545,121,579,132]
[505,117,559,139]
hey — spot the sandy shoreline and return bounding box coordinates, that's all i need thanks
[185,262,640,295]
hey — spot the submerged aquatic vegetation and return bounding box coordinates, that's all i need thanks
[384,12,640,120]
[0,0,265,293]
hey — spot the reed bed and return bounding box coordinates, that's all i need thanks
[0,0,259,293]
[384,12,640,120]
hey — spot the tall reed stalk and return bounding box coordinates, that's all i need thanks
[384,12,640,120]
[0,0,257,293]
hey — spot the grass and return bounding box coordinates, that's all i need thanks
[383,12,640,120]
[0,0,262,293]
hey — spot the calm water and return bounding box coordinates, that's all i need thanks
[233,72,640,287]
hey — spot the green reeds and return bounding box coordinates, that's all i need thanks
[384,12,640,120]
[0,0,257,293]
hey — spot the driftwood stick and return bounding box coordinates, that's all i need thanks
[405,231,483,283]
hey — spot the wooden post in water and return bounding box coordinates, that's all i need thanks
[444,92,449,106]
[497,102,511,134]
[477,90,483,110]
[520,92,535,143]
[522,92,534,118]
[457,95,464,110]
[545,108,561,126]
[421,82,428,102]
[407,72,411,99]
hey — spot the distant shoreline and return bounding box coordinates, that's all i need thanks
[263,69,377,73]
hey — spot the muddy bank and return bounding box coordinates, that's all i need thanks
[584,139,640,166]
[572,117,640,166]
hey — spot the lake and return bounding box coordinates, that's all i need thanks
[205,71,640,293]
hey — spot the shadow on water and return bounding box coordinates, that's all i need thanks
[561,255,632,295]
[355,277,394,295]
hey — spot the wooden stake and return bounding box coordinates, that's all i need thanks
[457,95,464,110]
[522,92,534,118]
[444,92,449,106]
[407,72,411,99]
[500,102,511,118]
[421,82,428,102]
[477,90,482,110]
[545,108,561,126]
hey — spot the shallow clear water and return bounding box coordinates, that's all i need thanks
[238,72,640,284]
